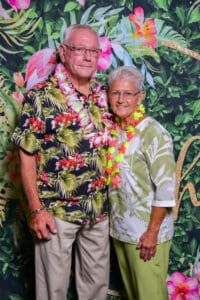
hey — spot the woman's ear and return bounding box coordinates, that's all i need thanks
[138,90,145,105]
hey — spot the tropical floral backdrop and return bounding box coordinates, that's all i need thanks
[0,0,200,299]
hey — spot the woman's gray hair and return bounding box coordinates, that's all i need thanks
[108,66,144,91]
[63,24,99,45]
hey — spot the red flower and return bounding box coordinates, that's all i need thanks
[111,175,120,187]
[127,132,134,140]
[118,143,127,153]
[107,153,113,160]
[105,168,112,175]
[108,139,118,147]
[167,272,199,299]
[40,171,49,185]
[26,117,44,132]
[129,6,157,49]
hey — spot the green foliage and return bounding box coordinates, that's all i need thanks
[0,208,34,299]
[0,9,41,60]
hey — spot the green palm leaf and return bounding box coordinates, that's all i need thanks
[0,9,41,59]
[0,89,21,129]
[94,192,103,213]
[57,128,81,151]
[188,0,200,24]
[155,19,188,48]
[125,44,161,63]
[77,171,96,186]
[56,173,77,198]
[89,105,102,127]
[95,147,107,172]
[47,86,67,109]
[50,206,66,219]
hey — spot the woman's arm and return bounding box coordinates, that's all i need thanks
[136,206,168,261]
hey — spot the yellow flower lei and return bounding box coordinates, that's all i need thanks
[106,103,145,187]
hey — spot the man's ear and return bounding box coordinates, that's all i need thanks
[59,44,65,64]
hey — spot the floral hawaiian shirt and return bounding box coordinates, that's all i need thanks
[109,117,176,244]
[11,63,112,225]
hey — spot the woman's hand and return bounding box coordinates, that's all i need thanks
[136,230,158,261]
[136,206,169,261]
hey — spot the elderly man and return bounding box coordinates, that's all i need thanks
[12,24,111,300]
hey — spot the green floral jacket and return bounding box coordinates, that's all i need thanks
[109,117,176,243]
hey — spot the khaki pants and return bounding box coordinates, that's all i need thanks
[113,239,171,300]
[35,218,110,300]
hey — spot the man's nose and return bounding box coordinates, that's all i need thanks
[82,49,92,60]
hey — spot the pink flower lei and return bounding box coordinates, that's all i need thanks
[54,63,112,148]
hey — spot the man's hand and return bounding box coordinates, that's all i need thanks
[136,230,158,262]
[29,210,57,240]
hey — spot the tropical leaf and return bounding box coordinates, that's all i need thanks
[77,171,96,187]
[155,19,188,48]
[94,192,103,213]
[0,9,41,59]
[64,1,78,12]
[125,44,160,63]
[151,0,172,11]
[104,7,124,17]
[93,6,112,19]
[0,89,21,129]
[57,128,81,151]
[187,0,200,24]
[50,206,67,219]
[89,105,102,127]
[69,10,77,25]
[56,173,77,197]
[80,4,96,24]
[80,197,93,215]
[45,86,66,109]
[95,147,107,171]
[22,131,38,153]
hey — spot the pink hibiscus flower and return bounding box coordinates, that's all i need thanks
[6,0,31,10]
[25,48,57,91]
[129,6,157,49]
[167,272,199,300]
[97,36,112,71]
[76,0,86,6]
[11,90,24,105]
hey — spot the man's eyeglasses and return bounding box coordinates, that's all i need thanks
[109,91,141,100]
[64,44,101,58]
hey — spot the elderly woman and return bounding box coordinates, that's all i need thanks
[107,66,176,300]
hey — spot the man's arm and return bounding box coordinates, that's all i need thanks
[136,206,168,261]
[19,148,57,240]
